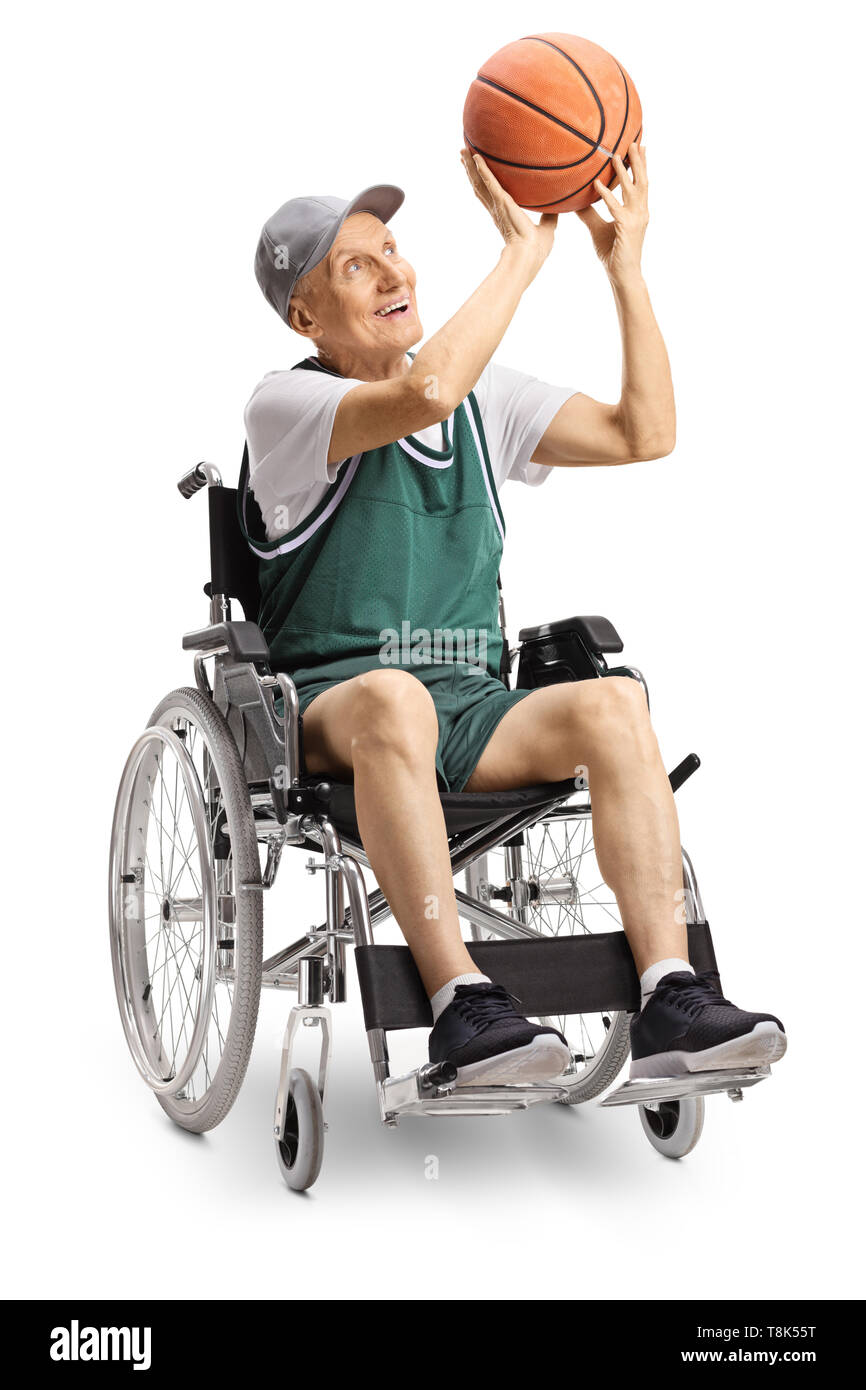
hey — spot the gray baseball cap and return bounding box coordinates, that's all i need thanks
[254,183,405,324]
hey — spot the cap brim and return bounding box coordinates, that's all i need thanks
[340,183,405,228]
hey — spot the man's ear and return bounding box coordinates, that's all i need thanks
[288,295,318,339]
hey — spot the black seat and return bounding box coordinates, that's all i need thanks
[298,774,578,839]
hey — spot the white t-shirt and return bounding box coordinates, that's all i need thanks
[244,353,579,542]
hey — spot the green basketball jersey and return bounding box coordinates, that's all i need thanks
[241,353,507,692]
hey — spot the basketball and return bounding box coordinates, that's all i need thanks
[462,32,642,214]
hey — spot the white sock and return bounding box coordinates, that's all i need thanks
[639,957,694,1010]
[430,972,491,1023]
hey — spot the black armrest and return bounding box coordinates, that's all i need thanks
[517,615,623,656]
[182,620,270,664]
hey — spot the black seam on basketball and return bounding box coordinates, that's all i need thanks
[607,61,632,167]
[517,124,639,209]
[473,75,603,156]
[463,133,607,174]
[518,35,606,148]
[520,169,610,210]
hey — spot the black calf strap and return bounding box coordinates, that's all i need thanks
[354,922,719,1033]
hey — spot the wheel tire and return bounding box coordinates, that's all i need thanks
[275,1068,325,1192]
[109,686,262,1133]
[558,1013,633,1104]
[639,1096,705,1158]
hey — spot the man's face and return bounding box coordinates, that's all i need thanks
[289,212,421,367]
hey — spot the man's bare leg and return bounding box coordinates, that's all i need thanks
[301,668,479,996]
[464,676,686,975]
[301,667,786,1079]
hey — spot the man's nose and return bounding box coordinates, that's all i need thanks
[374,256,404,289]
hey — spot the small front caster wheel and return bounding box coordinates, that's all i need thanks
[639,1096,704,1159]
[275,1068,325,1191]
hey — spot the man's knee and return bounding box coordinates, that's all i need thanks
[571,674,653,753]
[351,668,438,762]
[598,674,650,720]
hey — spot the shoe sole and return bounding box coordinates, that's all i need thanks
[454,1035,571,1087]
[629,1020,787,1080]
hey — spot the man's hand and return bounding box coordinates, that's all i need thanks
[460,147,557,276]
[577,142,649,283]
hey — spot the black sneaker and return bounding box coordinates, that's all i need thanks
[630,970,787,1079]
[429,982,571,1086]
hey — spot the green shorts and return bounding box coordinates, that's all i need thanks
[295,660,534,793]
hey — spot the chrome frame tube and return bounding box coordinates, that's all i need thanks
[197,463,223,488]
[274,672,301,789]
[298,957,324,1006]
[681,845,706,923]
[453,889,542,940]
[503,842,532,924]
[301,818,375,948]
[209,593,229,625]
[464,855,490,942]
[318,823,347,1003]
[261,934,328,979]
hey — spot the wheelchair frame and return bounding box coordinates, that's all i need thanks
[109,458,773,1190]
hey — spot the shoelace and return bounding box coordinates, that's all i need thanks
[451,983,524,1034]
[654,970,735,1018]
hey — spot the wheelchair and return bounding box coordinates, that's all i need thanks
[108,455,775,1191]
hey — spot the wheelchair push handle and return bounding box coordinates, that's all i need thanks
[177,462,222,499]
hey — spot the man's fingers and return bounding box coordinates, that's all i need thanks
[473,152,495,186]
[462,148,486,187]
[576,204,607,234]
[593,178,621,216]
[610,153,634,202]
[627,141,648,190]
[474,152,520,209]
[461,150,493,209]
[469,153,497,203]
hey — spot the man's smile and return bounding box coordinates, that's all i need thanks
[372,295,414,321]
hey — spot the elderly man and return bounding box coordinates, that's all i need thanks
[245,145,786,1086]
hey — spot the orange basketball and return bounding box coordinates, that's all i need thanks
[462,32,642,213]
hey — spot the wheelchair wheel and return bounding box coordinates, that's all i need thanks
[275,1068,325,1192]
[466,804,631,1103]
[639,1097,704,1158]
[109,686,262,1133]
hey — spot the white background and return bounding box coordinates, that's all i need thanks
[2,0,863,1302]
